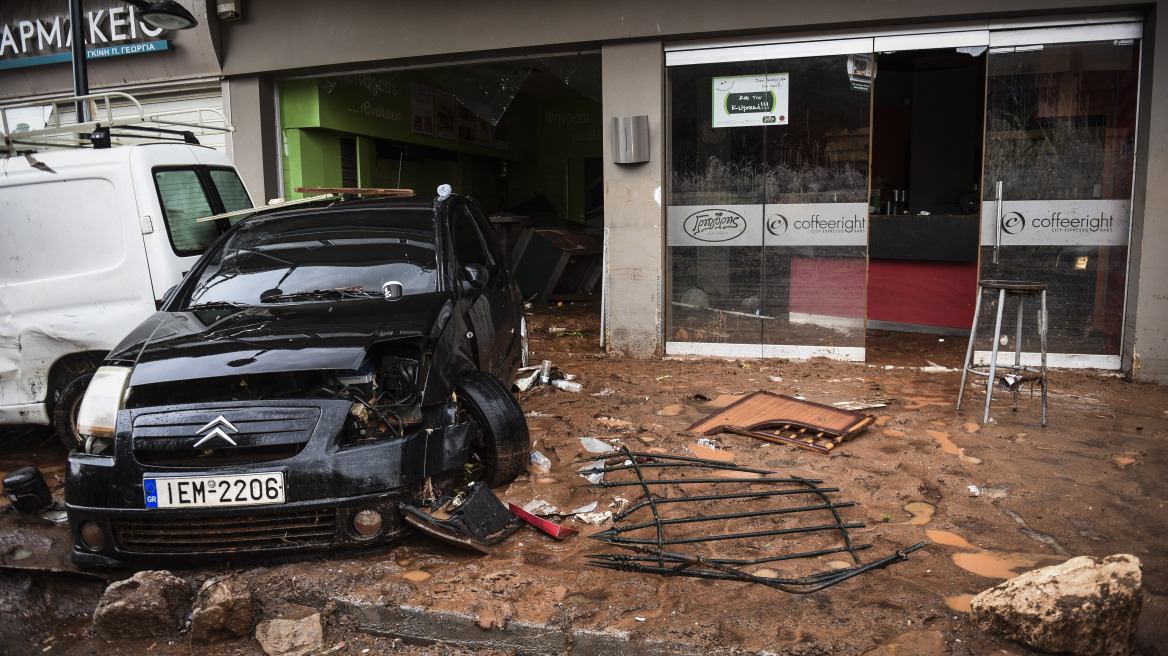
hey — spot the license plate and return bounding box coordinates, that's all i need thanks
[144,473,285,509]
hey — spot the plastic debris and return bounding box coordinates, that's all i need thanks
[509,503,579,539]
[530,450,552,473]
[578,460,605,485]
[552,379,583,392]
[523,498,559,515]
[579,437,615,453]
[574,510,612,526]
[591,388,617,396]
[968,485,981,497]
[569,501,599,514]
[515,369,540,392]
[539,360,553,385]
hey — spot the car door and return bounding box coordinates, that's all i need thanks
[450,199,516,377]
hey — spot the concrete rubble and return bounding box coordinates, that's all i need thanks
[254,605,324,656]
[92,569,192,638]
[191,573,255,643]
[970,553,1143,656]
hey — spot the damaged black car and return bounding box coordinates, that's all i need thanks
[65,190,530,567]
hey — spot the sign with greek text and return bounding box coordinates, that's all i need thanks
[668,203,867,247]
[712,74,789,128]
[980,200,1130,247]
[0,3,169,69]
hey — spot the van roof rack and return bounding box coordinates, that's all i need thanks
[1,91,234,156]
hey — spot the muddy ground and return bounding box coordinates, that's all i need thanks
[1,300,1165,656]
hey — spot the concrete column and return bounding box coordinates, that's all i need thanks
[1127,3,1168,382]
[602,40,665,358]
[223,75,280,204]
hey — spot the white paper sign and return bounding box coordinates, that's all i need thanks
[980,200,1130,247]
[668,203,868,247]
[711,73,789,128]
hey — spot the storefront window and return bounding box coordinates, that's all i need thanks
[980,40,1139,356]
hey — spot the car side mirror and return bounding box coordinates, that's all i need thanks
[161,285,178,306]
[463,263,489,290]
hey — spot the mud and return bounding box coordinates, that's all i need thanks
[1,301,1167,655]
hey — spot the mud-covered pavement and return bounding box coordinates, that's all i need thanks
[2,301,1166,656]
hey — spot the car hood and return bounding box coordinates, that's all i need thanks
[119,292,453,386]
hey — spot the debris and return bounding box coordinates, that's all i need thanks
[585,447,925,593]
[255,607,323,656]
[591,388,617,396]
[970,554,1142,656]
[579,437,615,453]
[577,460,605,485]
[2,467,53,514]
[569,501,599,514]
[522,498,559,515]
[399,483,522,554]
[575,511,613,525]
[968,485,981,496]
[514,369,540,392]
[688,391,875,454]
[508,503,580,539]
[525,411,558,418]
[93,570,192,638]
[539,360,553,385]
[832,398,892,411]
[191,574,254,643]
[529,450,552,473]
[597,417,636,431]
[552,379,583,392]
[635,617,646,622]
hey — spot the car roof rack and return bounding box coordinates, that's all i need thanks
[1,91,234,156]
[194,187,416,224]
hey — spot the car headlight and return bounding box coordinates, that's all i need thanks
[76,366,132,441]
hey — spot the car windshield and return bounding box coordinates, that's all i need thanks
[185,207,438,307]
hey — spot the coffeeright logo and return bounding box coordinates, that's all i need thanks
[766,213,865,236]
[1001,211,1115,235]
[683,209,747,242]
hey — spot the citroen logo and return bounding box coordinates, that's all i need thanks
[193,415,239,448]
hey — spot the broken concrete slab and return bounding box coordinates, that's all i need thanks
[92,570,191,638]
[255,606,323,656]
[191,573,254,643]
[970,553,1143,656]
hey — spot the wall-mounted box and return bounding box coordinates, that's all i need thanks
[611,115,650,164]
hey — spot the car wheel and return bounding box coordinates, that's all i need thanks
[457,369,529,488]
[53,372,94,450]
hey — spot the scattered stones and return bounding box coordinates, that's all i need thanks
[255,607,324,656]
[191,574,254,643]
[970,554,1143,656]
[93,570,192,638]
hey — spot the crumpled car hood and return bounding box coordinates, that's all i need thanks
[115,292,452,386]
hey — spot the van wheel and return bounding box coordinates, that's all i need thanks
[457,369,529,488]
[53,373,93,450]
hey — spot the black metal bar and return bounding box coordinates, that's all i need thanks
[595,522,867,546]
[69,0,88,122]
[585,477,819,489]
[590,543,874,567]
[619,446,666,567]
[613,488,841,522]
[596,502,856,536]
[600,461,776,475]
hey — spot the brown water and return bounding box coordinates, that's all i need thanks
[754,568,779,578]
[705,394,746,409]
[882,429,906,438]
[964,422,981,433]
[716,470,762,479]
[402,570,432,582]
[945,594,975,612]
[689,443,735,462]
[875,415,891,426]
[657,405,684,416]
[952,551,1040,579]
[925,529,974,548]
[898,501,936,525]
[926,429,983,464]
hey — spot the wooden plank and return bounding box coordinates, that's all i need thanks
[293,186,414,196]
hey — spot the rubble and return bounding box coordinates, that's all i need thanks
[255,606,324,656]
[92,570,191,638]
[970,554,1143,656]
[191,573,255,643]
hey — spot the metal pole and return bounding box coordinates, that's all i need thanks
[69,0,88,122]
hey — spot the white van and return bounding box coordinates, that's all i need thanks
[1,94,253,446]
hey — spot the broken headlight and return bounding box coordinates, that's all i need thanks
[76,366,132,454]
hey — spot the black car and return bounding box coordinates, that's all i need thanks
[66,191,530,567]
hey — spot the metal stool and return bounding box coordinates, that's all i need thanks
[957,280,1048,426]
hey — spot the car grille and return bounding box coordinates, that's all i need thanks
[132,406,321,465]
[113,508,337,553]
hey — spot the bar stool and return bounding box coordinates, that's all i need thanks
[956,280,1048,426]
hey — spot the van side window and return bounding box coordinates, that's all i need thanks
[155,169,217,255]
[209,169,251,214]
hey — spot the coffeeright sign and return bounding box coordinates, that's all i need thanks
[0,4,169,70]
[980,199,1130,247]
[668,203,868,247]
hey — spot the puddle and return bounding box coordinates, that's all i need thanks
[902,395,952,410]
[688,443,735,462]
[825,560,851,569]
[716,470,762,479]
[964,422,981,433]
[898,501,935,525]
[926,429,982,464]
[875,415,891,426]
[952,551,1040,579]
[647,447,668,454]
[704,394,745,409]
[882,429,906,438]
[945,594,975,613]
[754,568,779,578]
[536,477,558,484]
[656,405,684,417]
[925,529,974,548]
[402,570,431,582]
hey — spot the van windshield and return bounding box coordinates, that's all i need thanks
[154,166,253,256]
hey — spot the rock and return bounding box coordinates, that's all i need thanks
[255,607,323,656]
[970,554,1142,656]
[93,570,192,638]
[191,574,254,643]
[473,600,514,630]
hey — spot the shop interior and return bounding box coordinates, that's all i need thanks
[278,54,604,303]
[866,47,987,334]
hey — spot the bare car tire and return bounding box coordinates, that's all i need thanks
[53,372,93,450]
[457,369,529,488]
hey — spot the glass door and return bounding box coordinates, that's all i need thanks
[666,40,873,360]
[979,24,1141,367]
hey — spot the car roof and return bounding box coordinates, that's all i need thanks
[238,193,446,226]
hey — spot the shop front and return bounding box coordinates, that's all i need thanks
[664,19,1142,368]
